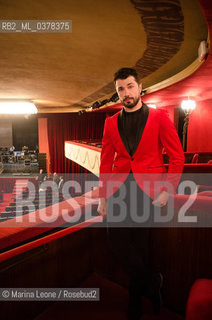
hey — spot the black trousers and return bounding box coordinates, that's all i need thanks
[106,173,154,289]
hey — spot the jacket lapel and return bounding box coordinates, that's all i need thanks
[117,108,130,154]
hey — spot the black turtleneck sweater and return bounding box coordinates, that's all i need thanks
[118,103,149,157]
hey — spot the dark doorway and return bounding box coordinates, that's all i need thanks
[178,108,186,150]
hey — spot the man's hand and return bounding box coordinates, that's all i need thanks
[152,191,168,207]
[97,198,107,218]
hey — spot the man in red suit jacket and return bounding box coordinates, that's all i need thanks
[97,68,184,319]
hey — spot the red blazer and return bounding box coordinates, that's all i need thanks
[99,106,185,199]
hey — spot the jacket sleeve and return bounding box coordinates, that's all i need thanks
[99,117,116,197]
[159,110,185,193]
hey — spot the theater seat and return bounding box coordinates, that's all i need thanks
[198,191,212,197]
[191,154,199,163]
[186,279,212,320]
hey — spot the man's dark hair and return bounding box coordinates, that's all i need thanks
[114,67,140,84]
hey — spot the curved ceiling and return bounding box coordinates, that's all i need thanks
[0,0,208,113]
[137,0,212,109]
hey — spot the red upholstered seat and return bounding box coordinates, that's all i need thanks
[198,185,212,192]
[186,279,212,320]
[191,154,199,163]
[198,191,212,197]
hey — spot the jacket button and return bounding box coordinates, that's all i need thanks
[131,157,134,161]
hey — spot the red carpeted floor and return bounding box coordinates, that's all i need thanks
[34,273,184,320]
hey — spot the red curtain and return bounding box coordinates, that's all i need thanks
[47,112,106,174]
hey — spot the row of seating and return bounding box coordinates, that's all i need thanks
[1,208,45,218]
[12,193,63,200]
[10,195,64,204]
[191,153,212,164]
[5,201,63,213]
[6,192,65,211]
[0,178,67,220]
[72,140,212,164]
[163,152,212,164]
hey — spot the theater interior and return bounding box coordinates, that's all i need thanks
[0,0,212,319]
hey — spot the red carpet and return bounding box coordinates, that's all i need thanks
[34,273,184,320]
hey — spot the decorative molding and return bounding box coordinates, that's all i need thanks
[144,31,210,94]
[71,0,184,108]
[132,0,184,78]
[65,142,100,176]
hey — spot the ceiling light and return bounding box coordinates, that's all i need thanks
[0,101,37,114]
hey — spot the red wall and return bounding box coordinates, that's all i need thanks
[165,105,175,123]
[187,100,212,152]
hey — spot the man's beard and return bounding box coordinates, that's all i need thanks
[121,95,140,109]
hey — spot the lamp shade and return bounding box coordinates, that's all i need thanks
[181,100,196,112]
